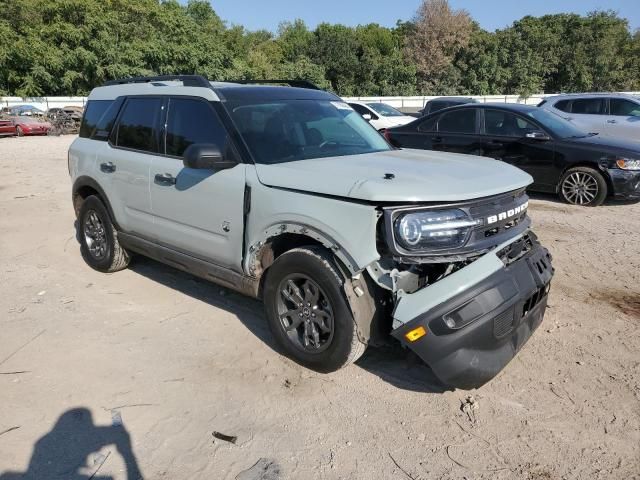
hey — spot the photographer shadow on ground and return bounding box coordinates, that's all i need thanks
[0,408,143,480]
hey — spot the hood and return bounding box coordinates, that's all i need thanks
[255,149,532,202]
[561,134,640,156]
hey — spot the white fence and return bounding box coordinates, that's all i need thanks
[1,96,86,111]
[3,92,639,113]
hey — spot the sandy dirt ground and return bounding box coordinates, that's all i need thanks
[0,135,639,480]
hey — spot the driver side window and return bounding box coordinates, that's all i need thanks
[484,110,538,137]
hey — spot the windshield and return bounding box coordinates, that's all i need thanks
[367,103,405,117]
[525,109,591,138]
[227,99,391,164]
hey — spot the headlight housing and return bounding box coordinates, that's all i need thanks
[394,209,480,252]
[616,158,640,171]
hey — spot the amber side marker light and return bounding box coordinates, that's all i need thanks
[405,326,427,342]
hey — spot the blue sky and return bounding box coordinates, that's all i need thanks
[209,0,639,32]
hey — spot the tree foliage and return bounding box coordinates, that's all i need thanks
[0,0,637,97]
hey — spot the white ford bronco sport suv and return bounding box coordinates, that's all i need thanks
[69,75,554,389]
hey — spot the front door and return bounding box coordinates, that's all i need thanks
[150,97,246,271]
[480,109,557,191]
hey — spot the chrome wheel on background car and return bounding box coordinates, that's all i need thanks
[277,274,335,353]
[559,167,607,206]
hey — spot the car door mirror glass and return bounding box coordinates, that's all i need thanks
[183,143,237,170]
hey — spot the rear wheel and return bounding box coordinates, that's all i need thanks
[263,247,367,372]
[559,167,607,206]
[78,196,130,272]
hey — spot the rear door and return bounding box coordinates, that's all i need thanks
[149,97,246,270]
[566,97,607,134]
[480,109,557,190]
[100,96,162,238]
[428,108,483,155]
[604,98,640,140]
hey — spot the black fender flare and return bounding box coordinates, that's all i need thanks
[71,176,119,228]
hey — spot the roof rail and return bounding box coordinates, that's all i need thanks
[232,79,320,90]
[102,75,210,88]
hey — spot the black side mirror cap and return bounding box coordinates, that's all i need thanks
[182,143,237,170]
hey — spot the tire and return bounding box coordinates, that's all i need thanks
[559,167,607,206]
[263,246,367,373]
[16,126,24,137]
[78,195,130,272]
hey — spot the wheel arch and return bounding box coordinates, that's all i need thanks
[72,176,119,227]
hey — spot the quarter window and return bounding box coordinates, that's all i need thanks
[610,98,640,117]
[437,109,477,134]
[570,98,605,115]
[484,110,538,137]
[165,98,228,157]
[79,100,112,138]
[553,100,570,112]
[115,97,162,152]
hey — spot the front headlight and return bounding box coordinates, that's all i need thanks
[394,209,480,251]
[616,158,640,171]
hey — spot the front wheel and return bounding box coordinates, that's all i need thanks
[16,126,24,137]
[559,167,607,206]
[263,247,367,373]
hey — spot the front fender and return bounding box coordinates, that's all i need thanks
[245,176,380,276]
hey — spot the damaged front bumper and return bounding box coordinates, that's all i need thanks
[390,234,553,390]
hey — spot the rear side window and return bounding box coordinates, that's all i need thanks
[417,116,437,132]
[553,100,570,112]
[610,98,640,117]
[165,98,229,157]
[438,109,477,134]
[428,101,450,113]
[571,98,605,115]
[115,97,163,152]
[79,100,112,138]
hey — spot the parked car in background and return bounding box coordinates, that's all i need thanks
[63,105,84,120]
[11,116,51,136]
[46,107,65,120]
[347,101,415,130]
[420,97,478,116]
[384,103,640,206]
[0,118,16,137]
[539,93,640,142]
[10,105,45,117]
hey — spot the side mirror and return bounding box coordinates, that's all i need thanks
[525,131,550,141]
[362,113,372,121]
[183,143,237,170]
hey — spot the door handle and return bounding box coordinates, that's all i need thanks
[432,136,443,144]
[154,173,176,186]
[100,162,116,173]
[607,119,618,124]
[488,140,504,147]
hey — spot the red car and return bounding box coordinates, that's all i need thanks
[12,116,51,136]
[0,118,16,137]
